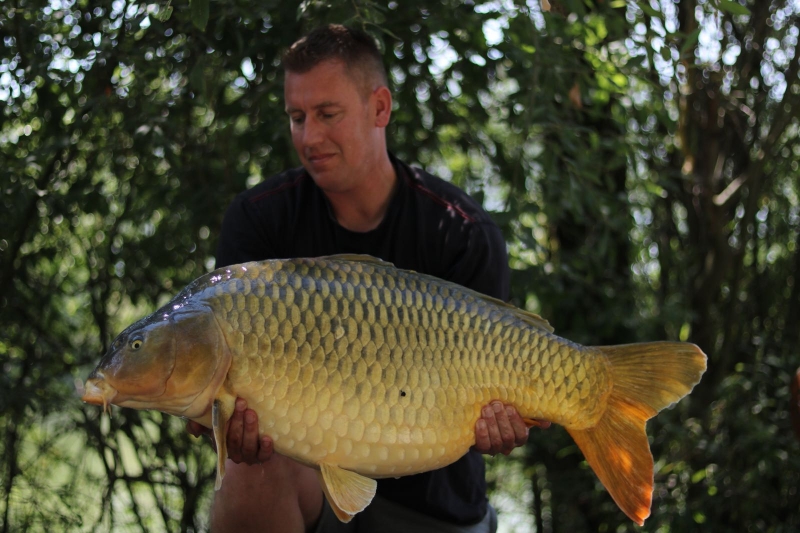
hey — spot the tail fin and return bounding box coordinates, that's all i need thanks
[566,342,707,525]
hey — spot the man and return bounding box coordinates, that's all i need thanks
[188,24,548,532]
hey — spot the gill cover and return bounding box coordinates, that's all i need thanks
[163,303,232,418]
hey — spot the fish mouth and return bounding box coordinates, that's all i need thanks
[81,376,118,414]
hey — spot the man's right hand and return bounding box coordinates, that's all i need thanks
[186,398,274,464]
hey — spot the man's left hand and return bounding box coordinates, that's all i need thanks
[473,401,550,456]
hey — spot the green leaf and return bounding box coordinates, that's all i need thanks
[680,27,701,56]
[692,469,707,483]
[191,0,209,31]
[637,1,661,18]
[154,1,173,22]
[717,0,751,16]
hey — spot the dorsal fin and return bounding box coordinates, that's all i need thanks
[473,292,554,332]
[317,254,396,267]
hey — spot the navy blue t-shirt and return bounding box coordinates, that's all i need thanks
[215,154,510,525]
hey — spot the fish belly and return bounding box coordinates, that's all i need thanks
[207,258,611,477]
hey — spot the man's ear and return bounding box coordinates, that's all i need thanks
[372,86,392,128]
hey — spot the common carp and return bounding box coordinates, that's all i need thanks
[82,255,706,525]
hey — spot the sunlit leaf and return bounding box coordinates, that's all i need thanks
[717,0,751,16]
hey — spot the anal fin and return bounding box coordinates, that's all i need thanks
[523,418,552,429]
[317,463,377,523]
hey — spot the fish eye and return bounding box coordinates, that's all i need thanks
[130,338,143,350]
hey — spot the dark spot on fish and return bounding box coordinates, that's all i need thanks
[400,390,406,397]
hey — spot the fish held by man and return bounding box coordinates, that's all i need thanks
[81,255,706,525]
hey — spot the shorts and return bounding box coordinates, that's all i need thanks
[313,495,498,533]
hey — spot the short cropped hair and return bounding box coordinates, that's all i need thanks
[283,24,388,97]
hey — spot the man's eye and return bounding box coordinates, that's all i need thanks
[290,116,304,124]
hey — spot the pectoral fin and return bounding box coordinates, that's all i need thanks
[212,394,236,490]
[317,463,377,523]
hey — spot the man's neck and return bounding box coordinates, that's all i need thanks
[325,155,398,233]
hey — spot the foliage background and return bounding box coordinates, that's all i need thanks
[2,0,799,531]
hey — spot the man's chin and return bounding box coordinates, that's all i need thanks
[306,167,349,191]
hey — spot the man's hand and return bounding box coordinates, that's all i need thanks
[473,401,550,456]
[185,398,273,464]
[225,398,273,464]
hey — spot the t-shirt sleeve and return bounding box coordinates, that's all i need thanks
[444,221,510,302]
[215,195,278,269]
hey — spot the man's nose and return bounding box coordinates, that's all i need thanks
[301,117,323,147]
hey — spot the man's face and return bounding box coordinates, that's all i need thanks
[284,60,384,193]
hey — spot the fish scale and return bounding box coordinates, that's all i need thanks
[207,258,607,478]
[82,254,706,525]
